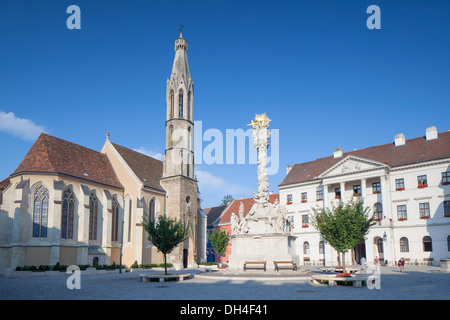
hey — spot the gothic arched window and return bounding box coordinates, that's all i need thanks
[61,188,75,239]
[89,192,98,240]
[33,185,49,238]
[149,198,156,223]
[178,90,184,118]
[170,90,174,118]
[128,199,132,242]
[187,91,191,120]
[111,197,120,242]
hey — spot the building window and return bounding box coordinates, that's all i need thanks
[447,235,450,252]
[303,241,309,255]
[111,197,120,242]
[178,90,184,118]
[302,214,309,228]
[335,187,341,199]
[89,193,98,241]
[442,172,450,185]
[417,175,428,188]
[397,205,407,221]
[319,241,324,254]
[61,188,75,239]
[377,238,384,253]
[128,199,132,243]
[396,178,405,191]
[419,202,430,219]
[149,198,156,223]
[187,91,191,121]
[445,201,450,218]
[400,237,409,253]
[423,236,433,252]
[286,194,292,204]
[353,185,361,196]
[170,89,174,118]
[33,185,49,238]
[372,182,381,194]
[301,192,307,203]
[374,202,383,221]
[316,189,323,201]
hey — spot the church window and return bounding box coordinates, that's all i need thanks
[111,197,120,242]
[128,199,133,242]
[33,185,49,238]
[187,91,191,120]
[179,90,184,118]
[149,198,156,223]
[170,90,174,118]
[89,192,98,240]
[61,188,75,239]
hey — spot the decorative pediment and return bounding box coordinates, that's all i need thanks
[319,156,387,178]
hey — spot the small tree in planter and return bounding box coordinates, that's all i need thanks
[208,228,230,270]
[142,214,189,275]
[311,199,375,274]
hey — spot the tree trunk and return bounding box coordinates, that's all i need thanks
[164,253,168,275]
[342,252,346,274]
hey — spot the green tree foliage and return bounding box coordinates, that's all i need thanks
[208,228,230,263]
[142,215,189,275]
[310,198,375,273]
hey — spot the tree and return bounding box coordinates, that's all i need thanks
[142,214,189,275]
[310,198,375,273]
[221,195,234,206]
[208,228,230,268]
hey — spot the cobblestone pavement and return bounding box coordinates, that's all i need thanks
[0,266,449,300]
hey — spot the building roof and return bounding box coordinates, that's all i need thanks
[110,143,164,192]
[217,193,280,225]
[203,205,227,226]
[11,133,123,189]
[279,131,450,187]
[0,178,10,190]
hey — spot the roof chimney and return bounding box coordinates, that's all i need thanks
[286,165,293,175]
[426,126,438,141]
[333,147,343,158]
[394,133,405,146]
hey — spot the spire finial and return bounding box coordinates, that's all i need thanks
[106,132,110,140]
[179,24,184,38]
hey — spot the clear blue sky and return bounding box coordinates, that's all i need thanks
[1,0,449,208]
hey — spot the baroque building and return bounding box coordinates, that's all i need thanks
[0,32,205,274]
[278,127,450,267]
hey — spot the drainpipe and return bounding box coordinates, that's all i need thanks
[119,190,125,273]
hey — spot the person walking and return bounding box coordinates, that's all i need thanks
[360,257,367,271]
[398,257,405,272]
[374,256,380,271]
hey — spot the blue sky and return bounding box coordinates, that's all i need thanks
[1,0,449,208]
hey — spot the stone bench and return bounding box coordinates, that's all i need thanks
[139,273,192,283]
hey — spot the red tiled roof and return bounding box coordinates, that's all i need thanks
[279,131,450,187]
[217,193,279,225]
[12,133,123,189]
[111,143,164,192]
[0,178,10,190]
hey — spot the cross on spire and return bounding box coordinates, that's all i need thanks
[179,24,184,37]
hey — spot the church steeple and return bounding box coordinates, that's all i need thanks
[164,31,194,178]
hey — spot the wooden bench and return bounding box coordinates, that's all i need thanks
[273,261,297,271]
[243,261,266,271]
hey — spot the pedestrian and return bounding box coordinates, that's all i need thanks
[360,256,366,271]
[374,256,380,270]
[398,257,405,272]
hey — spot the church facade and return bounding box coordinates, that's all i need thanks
[0,32,205,274]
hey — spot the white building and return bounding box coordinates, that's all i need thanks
[278,127,450,267]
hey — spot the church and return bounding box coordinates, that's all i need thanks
[0,32,206,274]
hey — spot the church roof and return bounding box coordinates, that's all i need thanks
[111,143,164,193]
[12,133,123,189]
[217,194,280,225]
[279,130,450,187]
